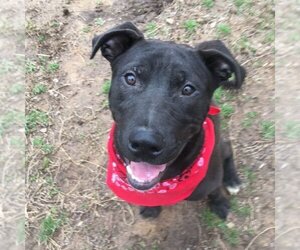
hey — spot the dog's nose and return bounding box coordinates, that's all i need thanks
[128,128,164,158]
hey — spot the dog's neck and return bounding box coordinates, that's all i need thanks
[161,128,205,180]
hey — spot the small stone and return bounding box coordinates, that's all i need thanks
[32,96,40,101]
[226,222,235,229]
[63,8,70,16]
[77,120,84,126]
[49,91,58,97]
[166,18,174,25]
[40,128,47,133]
[53,78,59,83]
[210,22,217,28]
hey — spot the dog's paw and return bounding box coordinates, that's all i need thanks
[209,198,230,220]
[225,184,241,195]
[139,206,162,218]
[224,177,241,195]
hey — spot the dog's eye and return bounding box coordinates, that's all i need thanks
[124,73,136,86]
[182,85,195,96]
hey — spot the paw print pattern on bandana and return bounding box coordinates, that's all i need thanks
[169,183,177,189]
[158,189,167,194]
[111,173,118,183]
[197,157,204,167]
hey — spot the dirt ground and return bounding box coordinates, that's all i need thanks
[25,0,275,249]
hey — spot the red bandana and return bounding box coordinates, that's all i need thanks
[106,106,220,207]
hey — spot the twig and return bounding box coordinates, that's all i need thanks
[65,181,81,196]
[60,146,95,173]
[99,128,111,137]
[217,233,228,250]
[58,116,73,144]
[122,203,135,226]
[275,227,300,240]
[245,227,275,250]
[241,52,273,66]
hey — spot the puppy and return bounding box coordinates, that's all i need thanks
[91,22,246,219]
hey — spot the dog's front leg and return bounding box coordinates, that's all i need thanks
[208,187,230,220]
[139,206,162,218]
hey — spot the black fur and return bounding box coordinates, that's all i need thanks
[91,22,245,219]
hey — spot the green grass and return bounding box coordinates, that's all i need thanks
[36,55,49,72]
[38,54,49,65]
[32,137,54,154]
[264,30,275,44]
[38,34,46,43]
[234,0,246,7]
[26,21,37,32]
[145,22,158,38]
[32,84,47,95]
[102,80,111,94]
[29,174,38,183]
[45,177,60,197]
[48,62,59,73]
[183,19,198,34]
[201,208,223,228]
[50,20,60,28]
[82,26,91,33]
[39,210,65,243]
[242,111,258,128]
[221,103,235,119]
[230,197,251,217]
[10,136,24,149]
[242,166,256,184]
[233,0,253,10]
[213,88,235,129]
[25,59,36,73]
[25,110,49,133]
[213,87,234,105]
[43,157,51,169]
[200,209,240,246]
[36,55,59,74]
[95,17,105,26]
[217,23,231,37]
[260,120,275,139]
[213,88,224,105]
[101,99,109,109]
[0,59,15,75]
[283,120,300,139]
[0,111,24,135]
[202,0,214,8]
[235,36,256,54]
[233,0,252,9]
[9,83,24,95]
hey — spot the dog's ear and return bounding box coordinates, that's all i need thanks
[90,22,144,62]
[196,40,246,89]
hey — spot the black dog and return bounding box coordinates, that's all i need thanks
[91,22,246,219]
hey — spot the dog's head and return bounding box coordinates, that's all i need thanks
[91,22,246,190]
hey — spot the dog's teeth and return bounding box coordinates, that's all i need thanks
[226,185,241,195]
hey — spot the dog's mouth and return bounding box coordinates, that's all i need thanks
[126,161,168,190]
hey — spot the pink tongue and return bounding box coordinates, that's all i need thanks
[127,162,167,183]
